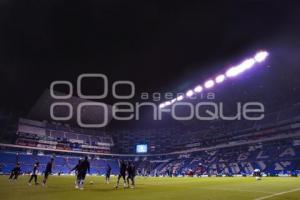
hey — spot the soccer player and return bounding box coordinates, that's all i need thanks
[105,164,112,184]
[76,156,90,190]
[70,159,82,187]
[115,160,127,189]
[42,158,54,187]
[126,162,136,188]
[28,162,39,186]
[254,169,262,180]
[9,162,21,181]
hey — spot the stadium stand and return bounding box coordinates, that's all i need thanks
[112,103,300,154]
[0,103,299,176]
[15,118,113,153]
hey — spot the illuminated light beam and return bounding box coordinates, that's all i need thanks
[158,50,269,109]
[254,51,269,62]
[171,98,177,104]
[226,58,256,78]
[186,90,194,97]
[194,85,203,93]
[215,74,225,83]
[165,101,171,106]
[204,79,214,88]
[159,103,165,108]
[176,95,184,101]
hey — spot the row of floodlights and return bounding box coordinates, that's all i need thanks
[159,50,269,109]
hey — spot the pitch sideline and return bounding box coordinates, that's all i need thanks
[254,187,300,200]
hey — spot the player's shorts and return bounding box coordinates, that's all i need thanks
[77,172,86,180]
[44,171,51,178]
[106,173,110,178]
[119,173,126,179]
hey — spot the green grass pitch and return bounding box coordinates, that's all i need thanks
[1,175,300,200]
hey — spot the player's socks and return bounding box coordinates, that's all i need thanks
[78,180,84,190]
[76,180,80,189]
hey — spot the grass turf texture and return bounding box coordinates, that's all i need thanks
[1,176,300,200]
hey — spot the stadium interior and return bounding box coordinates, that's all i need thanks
[1,1,300,200]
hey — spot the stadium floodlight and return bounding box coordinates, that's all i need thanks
[226,58,256,78]
[226,66,239,77]
[176,95,184,101]
[254,51,269,62]
[215,74,225,83]
[165,101,171,106]
[186,90,194,97]
[204,80,214,88]
[159,103,166,108]
[194,85,203,93]
[171,98,177,104]
[159,50,269,109]
[240,58,256,70]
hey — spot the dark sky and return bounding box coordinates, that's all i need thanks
[0,0,300,115]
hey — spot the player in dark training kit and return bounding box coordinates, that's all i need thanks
[70,159,82,187]
[28,162,39,186]
[254,169,262,180]
[115,160,127,188]
[76,156,90,190]
[127,162,136,188]
[42,158,54,187]
[105,164,112,184]
[9,162,21,181]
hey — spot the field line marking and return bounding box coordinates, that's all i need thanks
[254,187,300,200]
[204,187,273,194]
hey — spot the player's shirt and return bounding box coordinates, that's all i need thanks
[120,163,126,174]
[254,171,262,177]
[127,165,132,175]
[13,166,21,173]
[131,165,136,177]
[78,160,90,174]
[128,165,136,177]
[32,164,38,175]
[254,169,261,177]
[45,162,53,173]
[71,164,79,173]
[106,166,111,175]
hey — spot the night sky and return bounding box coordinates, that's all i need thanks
[0,0,300,115]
